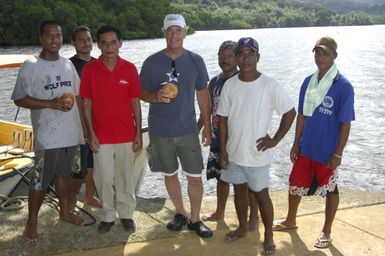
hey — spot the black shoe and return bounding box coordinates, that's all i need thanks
[121,219,135,231]
[166,213,188,231]
[98,221,114,233]
[187,220,213,238]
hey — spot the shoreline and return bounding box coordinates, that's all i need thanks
[1,188,385,255]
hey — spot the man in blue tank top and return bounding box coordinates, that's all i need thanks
[68,25,101,211]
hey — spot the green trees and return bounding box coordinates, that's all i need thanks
[0,0,169,45]
[169,0,380,30]
[0,0,383,46]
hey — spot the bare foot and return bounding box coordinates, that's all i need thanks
[224,228,247,242]
[202,212,224,221]
[60,212,85,226]
[68,199,77,213]
[248,217,259,231]
[261,238,276,255]
[84,195,102,208]
[22,221,39,243]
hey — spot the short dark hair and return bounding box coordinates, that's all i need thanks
[96,25,121,42]
[218,40,237,55]
[39,20,61,36]
[72,25,91,42]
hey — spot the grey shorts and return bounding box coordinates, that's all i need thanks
[32,146,77,190]
[220,161,271,192]
[147,133,204,177]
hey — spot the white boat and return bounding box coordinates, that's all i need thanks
[0,54,33,68]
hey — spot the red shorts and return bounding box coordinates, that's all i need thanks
[289,155,338,197]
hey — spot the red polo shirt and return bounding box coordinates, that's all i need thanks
[80,56,141,144]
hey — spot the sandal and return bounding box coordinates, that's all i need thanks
[314,233,332,249]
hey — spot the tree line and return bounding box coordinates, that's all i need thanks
[0,0,170,46]
[1,0,384,46]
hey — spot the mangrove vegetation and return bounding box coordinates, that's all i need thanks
[1,0,384,45]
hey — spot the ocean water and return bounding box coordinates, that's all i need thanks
[1,25,384,198]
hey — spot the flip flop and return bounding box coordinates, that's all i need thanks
[314,234,332,249]
[272,222,298,231]
[224,230,246,242]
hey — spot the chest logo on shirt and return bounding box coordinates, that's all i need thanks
[322,96,334,109]
[319,96,334,116]
[43,75,72,91]
[167,72,178,83]
[119,79,129,86]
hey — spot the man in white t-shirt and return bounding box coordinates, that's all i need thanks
[11,20,85,242]
[217,37,296,254]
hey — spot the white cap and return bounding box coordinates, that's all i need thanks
[163,14,187,30]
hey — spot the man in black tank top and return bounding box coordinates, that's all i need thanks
[68,25,101,211]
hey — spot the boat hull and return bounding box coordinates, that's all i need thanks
[0,120,34,196]
[0,157,33,196]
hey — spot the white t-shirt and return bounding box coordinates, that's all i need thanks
[11,55,84,150]
[217,73,294,167]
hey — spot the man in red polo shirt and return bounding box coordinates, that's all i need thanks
[80,25,142,233]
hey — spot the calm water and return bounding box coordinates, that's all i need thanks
[1,25,384,198]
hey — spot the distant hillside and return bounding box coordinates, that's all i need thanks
[1,0,385,46]
[348,0,384,4]
[304,0,385,14]
[171,0,383,31]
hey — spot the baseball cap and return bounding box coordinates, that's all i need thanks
[312,36,337,53]
[236,37,259,53]
[218,40,237,55]
[163,14,187,31]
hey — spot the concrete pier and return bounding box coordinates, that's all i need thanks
[1,188,384,255]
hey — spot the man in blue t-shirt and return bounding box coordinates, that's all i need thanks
[140,14,212,238]
[273,36,355,250]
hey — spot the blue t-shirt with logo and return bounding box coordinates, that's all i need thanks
[298,73,355,164]
[140,49,209,138]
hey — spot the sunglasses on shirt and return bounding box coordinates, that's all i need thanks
[171,60,177,78]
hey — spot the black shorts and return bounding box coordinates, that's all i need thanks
[71,144,93,179]
[33,146,77,190]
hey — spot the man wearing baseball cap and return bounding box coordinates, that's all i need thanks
[273,36,355,249]
[217,37,296,254]
[313,36,337,53]
[162,14,188,31]
[140,14,213,238]
[198,40,260,229]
